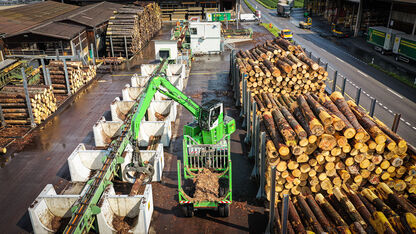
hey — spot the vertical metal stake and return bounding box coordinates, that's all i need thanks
[369,98,376,117]
[317,57,321,65]
[341,77,347,96]
[332,71,338,93]
[240,78,246,119]
[281,195,289,234]
[55,49,60,60]
[265,166,277,234]
[256,132,266,199]
[63,60,71,95]
[124,36,129,60]
[355,88,362,105]
[110,36,115,57]
[244,94,253,144]
[253,115,260,159]
[21,68,36,128]
[248,102,257,157]
[40,58,47,85]
[392,113,401,133]
[325,62,328,70]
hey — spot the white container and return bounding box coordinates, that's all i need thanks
[110,97,135,122]
[138,120,171,147]
[131,74,150,88]
[122,85,144,101]
[140,143,164,182]
[97,184,153,234]
[28,184,87,234]
[93,116,123,147]
[147,100,177,122]
[67,143,133,182]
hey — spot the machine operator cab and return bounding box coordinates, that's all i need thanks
[199,100,223,131]
[184,99,235,145]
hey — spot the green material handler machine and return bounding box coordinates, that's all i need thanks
[63,59,235,233]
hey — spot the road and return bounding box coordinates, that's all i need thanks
[242,0,416,145]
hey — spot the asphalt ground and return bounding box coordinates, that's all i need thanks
[0,24,172,233]
[242,0,416,145]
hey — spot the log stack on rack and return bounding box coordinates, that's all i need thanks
[106,3,162,57]
[44,61,97,95]
[259,91,414,197]
[236,38,327,96]
[0,85,57,124]
[275,184,416,233]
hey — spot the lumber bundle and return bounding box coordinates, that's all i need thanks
[236,37,327,96]
[275,184,416,234]
[261,91,414,197]
[0,85,57,124]
[43,60,97,95]
[106,3,162,57]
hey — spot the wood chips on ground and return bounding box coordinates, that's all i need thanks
[190,168,223,202]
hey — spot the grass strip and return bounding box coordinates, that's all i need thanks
[368,63,416,89]
[244,0,256,13]
[255,0,276,9]
[261,23,281,37]
[293,0,304,8]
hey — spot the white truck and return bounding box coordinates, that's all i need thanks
[240,13,257,21]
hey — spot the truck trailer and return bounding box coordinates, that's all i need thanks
[277,3,291,18]
[393,34,416,63]
[367,26,405,54]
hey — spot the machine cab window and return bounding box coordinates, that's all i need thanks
[199,100,222,131]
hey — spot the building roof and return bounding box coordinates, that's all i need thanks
[0,1,79,36]
[28,22,86,40]
[55,1,124,28]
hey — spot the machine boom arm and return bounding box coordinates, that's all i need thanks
[131,60,200,139]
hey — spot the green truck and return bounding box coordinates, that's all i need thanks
[367,26,405,54]
[393,34,416,63]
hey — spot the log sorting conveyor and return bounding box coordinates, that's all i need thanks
[62,64,164,234]
[62,57,236,233]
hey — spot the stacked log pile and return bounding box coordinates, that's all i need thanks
[106,3,161,57]
[44,61,96,95]
[275,184,416,233]
[0,85,57,124]
[236,37,327,96]
[258,91,414,197]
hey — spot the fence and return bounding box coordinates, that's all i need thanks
[228,47,412,233]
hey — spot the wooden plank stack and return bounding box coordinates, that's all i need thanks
[237,37,327,96]
[258,91,414,197]
[274,184,416,233]
[0,85,57,124]
[45,60,97,95]
[106,2,162,57]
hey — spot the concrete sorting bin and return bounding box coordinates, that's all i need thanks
[141,64,158,77]
[122,85,144,101]
[97,184,154,234]
[93,116,123,147]
[147,100,177,122]
[110,97,135,122]
[140,143,164,182]
[167,64,186,79]
[68,143,133,182]
[168,75,184,91]
[131,74,149,88]
[138,121,171,147]
[28,184,87,234]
